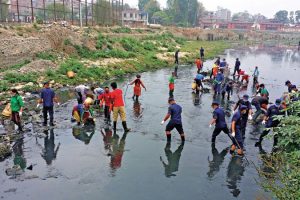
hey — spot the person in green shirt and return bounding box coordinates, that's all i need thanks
[169,72,175,97]
[10,89,24,132]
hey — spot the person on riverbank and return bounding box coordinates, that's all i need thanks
[195,58,203,74]
[169,72,176,97]
[129,74,146,101]
[174,50,179,65]
[99,87,112,122]
[285,80,294,93]
[231,105,248,155]
[222,81,233,100]
[38,82,59,127]
[200,47,205,60]
[10,89,24,132]
[256,84,269,99]
[110,82,131,133]
[251,96,269,124]
[75,84,90,103]
[253,66,259,84]
[233,94,252,139]
[233,58,241,76]
[161,98,185,143]
[209,101,230,143]
[255,99,286,148]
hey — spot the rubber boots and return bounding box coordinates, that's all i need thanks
[122,121,131,133]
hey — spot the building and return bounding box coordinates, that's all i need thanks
[215,7,231,21]
[122,9,148,27]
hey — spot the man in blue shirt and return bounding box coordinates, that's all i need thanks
[209,101,230,143]
[231,105,248,155]
[161,98,185,143]
[252,66,259,84]
[255,99,285,147]
[219,58,227,73]
[233,58,241,76]
[214,71,224,95]
[222,81,233,100]
[38,82,59,126]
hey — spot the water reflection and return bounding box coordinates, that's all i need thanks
[72,125,95,145]
[101,127,113,155]
[207,144,228,179]
[133,101,143,119]
[110,132,128,176]
[41,129,60,165]
[160,142,184,178]
[13,138,26,170]
[192,92,202,106]
[226,156,245,197]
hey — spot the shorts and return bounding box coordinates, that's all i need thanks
[166,122,184,134]
[113,106,126,122]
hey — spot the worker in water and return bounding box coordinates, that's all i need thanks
[241,72,250,84]
[222,81,233,100]
[233,94,253,139]
[169,72,176,98]
[233,58,241,76]
[214,71,224,95]
[129,74,146,102]
[195,58,203,74]
[252,66,259,84]
[209,101,231,144]
[255,99,286,148]
[219,58,227,73]
[161,98,185,143]
[174,50,179,65]
[194,73,205,93]
[110,82,131,133]
[231,105,248,155]
[99,87,112,122]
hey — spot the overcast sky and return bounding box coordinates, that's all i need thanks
[124,0,299,18]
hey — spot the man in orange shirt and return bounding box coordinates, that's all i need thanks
[110,82,131,133]
[195,58,203,73]
[99,87,112,122]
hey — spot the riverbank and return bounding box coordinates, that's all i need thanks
[0,24,231,103]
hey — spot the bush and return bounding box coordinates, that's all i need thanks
[58,58,84,74]
[120,37,140,52]
[4,72,38,83]
[112,27,132,33]
[143,41,157,51]
[7,60,30,71]
[0,80,9,92]
[36,52,57,61]
[96,33,106,50]
[64,39,72,46]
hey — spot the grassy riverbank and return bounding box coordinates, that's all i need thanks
[0,27,230,101]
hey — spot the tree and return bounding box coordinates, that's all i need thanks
[295,10,300,23]
[94,0,112,25]
[124,3,131,10]
[152,10,172,25]
[144,0,160,23]
[289,11,295,24]
[274,10,289,23]
[138,0,150,10]
[0,0,9,21]
[232,11,253,22]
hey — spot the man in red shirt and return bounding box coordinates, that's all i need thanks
[99,86,112,122]
[110,82,130,133]
[195,58,202,74]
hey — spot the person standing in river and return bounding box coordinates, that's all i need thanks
[209,101,231,144]
[169,72,176,97]
[110,82,131,133]
[161,98,185,143]
[99,87,112,122]
[174,50,179,65]
[10,89,24,132]
[129,74,146,101]
[38,82,59,127]
[233,58,241,76]
[195,58,203,74]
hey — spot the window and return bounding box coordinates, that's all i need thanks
[124,13,127,18]
[130,13,133,18]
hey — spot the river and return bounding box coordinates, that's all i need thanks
[0,46,299,200]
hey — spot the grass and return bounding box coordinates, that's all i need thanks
[36,52,57,61]
[2,60,31,71]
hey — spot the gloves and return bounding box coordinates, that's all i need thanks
[232,110,235,115]
[248,115,253,120]
[209,124,212,128]
[161,120,165,125]
[57,102,60,106]
[19,111,22,117]
[262,120,266,125]
[36,104,41,108]
[231,132,235,137]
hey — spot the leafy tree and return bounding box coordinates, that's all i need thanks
[289,11,295,24]
[232,11,253,22]
[138,0,150,10]
[144,0,160,23]
[44,3,71,20]
[152,10,172,25]
[124,3,131,10]
[295,10,300,23]
[94,0,112,25]
[274,10,289,23]
[0,0,9,21]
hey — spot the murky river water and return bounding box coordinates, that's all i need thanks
[0,46,299,200]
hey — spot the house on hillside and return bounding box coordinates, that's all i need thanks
[122,9,148,28]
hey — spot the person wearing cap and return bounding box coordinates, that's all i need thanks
[255,99,286,147]
[209,101,231,143]
[231,105,248,155]
[129,74,146,101]
[233,58,241,76]
[252,66,259,84]
[233,94,253,138]
[222,81,233,100]
[75,84,90,103]
[38,82,59,126]
[161,98,185,143]
[110,82,130,133]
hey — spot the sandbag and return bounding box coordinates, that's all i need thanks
[192,82,197,90]
[2,103,12,117]
[67,71,75,78]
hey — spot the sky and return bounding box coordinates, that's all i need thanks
[124,0,299,18]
